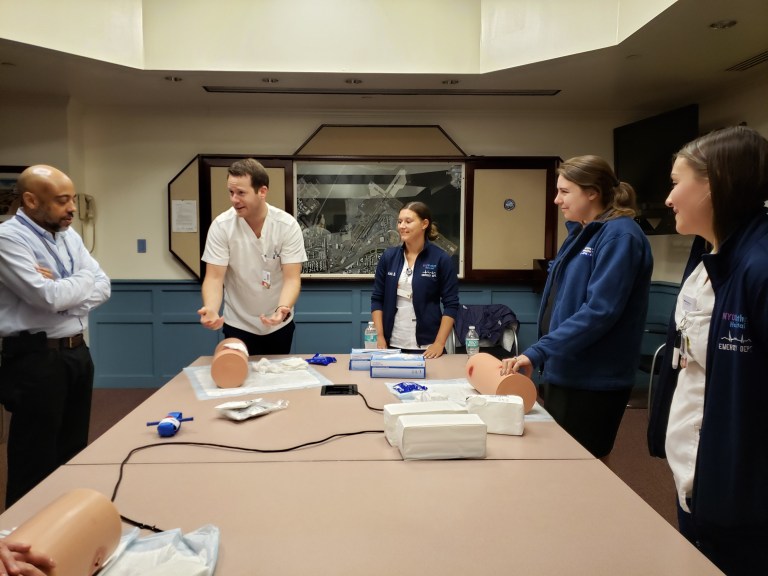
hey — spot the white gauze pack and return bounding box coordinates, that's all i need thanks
[466,394,525,435]
[383,401,467,447]
[395,413,487,460]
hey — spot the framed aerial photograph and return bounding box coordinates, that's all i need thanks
[295,161,464,278]
[0,166,25,222]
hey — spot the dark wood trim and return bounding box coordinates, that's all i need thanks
[167,155,201,280]
[293,125,325,155]
[179,154,560,284]
[0,165,28,173]
[292,124,468,156]
[463,163,475,280]
[462,156,560,282]
[544,159,561,259]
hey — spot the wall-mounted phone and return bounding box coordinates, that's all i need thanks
[77,194,96,222]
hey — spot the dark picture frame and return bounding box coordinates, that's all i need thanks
[0,165,25,222]
[295,161,464,278]
[170,154,559,285]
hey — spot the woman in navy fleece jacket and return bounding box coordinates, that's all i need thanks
[370,201,459,359]
[648,126,768,575]
[501,155,653,458]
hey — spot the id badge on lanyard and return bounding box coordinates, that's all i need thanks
[673,295,697,369]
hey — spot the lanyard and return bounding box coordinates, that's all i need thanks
[15,214,75,279]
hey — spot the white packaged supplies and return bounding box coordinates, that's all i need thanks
[369,353,426,367]
[370,366,426,379]
[383,401,467,446]
[215,398,289,421]
[466,394,525,436]
[395,413,487,460]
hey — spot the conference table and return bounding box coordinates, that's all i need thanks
[0,354,723,575]
[70,354,591,465]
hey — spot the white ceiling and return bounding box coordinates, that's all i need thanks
[0,0,766,114]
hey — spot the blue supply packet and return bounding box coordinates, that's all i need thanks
[393,382,428,394]
[307,353,337,366]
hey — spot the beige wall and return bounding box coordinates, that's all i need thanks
[1,73,766,283]
[3,103,626,280]
[700,75,768,135]
[646,73,768,283]
[0,97,71,170]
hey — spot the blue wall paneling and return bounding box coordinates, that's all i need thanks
[89,280,677,389]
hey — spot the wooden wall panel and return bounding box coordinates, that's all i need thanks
[472,169,547,270]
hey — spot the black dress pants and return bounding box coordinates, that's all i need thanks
[223,321,296,356]
[540,382,631,458]
[0,336,93,507]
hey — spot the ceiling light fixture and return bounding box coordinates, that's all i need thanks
[708,19,737,30]
[204,86,561,97]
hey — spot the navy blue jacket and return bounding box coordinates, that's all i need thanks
[454,304,519,347]
[523,216,652,390]
[648,211,768,534]
[371,241,459,347]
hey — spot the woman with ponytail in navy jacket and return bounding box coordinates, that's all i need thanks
[500,156,653,459]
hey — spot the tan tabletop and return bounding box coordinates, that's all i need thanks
[71,354,592,465]
[0,459,722,576]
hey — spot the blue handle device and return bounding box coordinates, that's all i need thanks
[146,411,194,437]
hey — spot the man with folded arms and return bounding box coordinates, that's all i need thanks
[0,165,110,507]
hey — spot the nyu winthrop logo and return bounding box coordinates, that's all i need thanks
[718,311,752,354]
[580,247,593,257]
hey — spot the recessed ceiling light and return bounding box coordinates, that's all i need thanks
[709,19,737,30]
[262,77,279,83]
[164,76,183,82]
[345,78,362,84]
[442,79,460,85]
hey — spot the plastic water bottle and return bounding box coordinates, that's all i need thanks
[466,325,480,356]
[364,321,378,349]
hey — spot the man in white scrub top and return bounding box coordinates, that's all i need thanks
[198,159,307,354]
